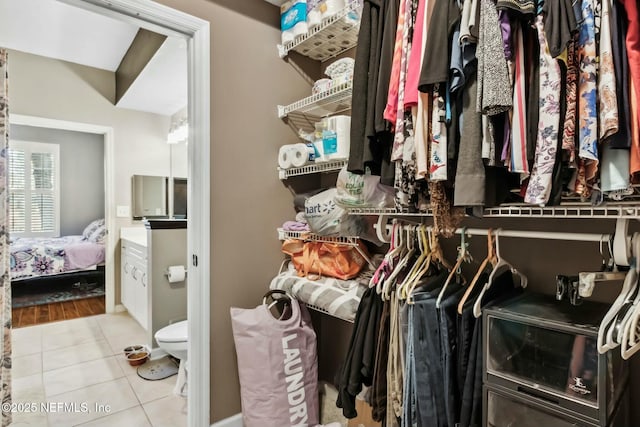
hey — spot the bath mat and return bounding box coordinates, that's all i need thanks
[137,356,179,381]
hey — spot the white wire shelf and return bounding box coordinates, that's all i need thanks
[277,80,352,133]
[278,159,347,179]
[277,228,360,245]
[277,2,361,61]
[346,203,640,219]
[304,303,355,323]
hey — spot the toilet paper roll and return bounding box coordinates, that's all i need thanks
[167,266,186,283]
[278,145,294,169]
[292,21,309,38]
[322,0,345,19]
[307,9,322,27]
[290,143,315,167]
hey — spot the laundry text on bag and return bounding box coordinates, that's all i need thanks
[282,333,309,426]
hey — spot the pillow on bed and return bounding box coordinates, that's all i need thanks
[89,225,107,244]
[82,219,105,242]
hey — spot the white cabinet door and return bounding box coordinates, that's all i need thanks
[121,247,135,313]
[131,261,148,330]
[121,240,148,330]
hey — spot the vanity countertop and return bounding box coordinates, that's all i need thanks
[120,227,147,247]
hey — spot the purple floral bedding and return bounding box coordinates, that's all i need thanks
[10,235,106,281]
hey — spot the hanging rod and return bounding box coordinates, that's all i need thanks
[453,228,610,243]
[376,222,611,243]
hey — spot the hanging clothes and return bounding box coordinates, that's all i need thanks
[541,0,577,58]
[608,0,631,149]
[476,0,512,116]
[525,14,561,206]
[348,0,384,176]
[598,0,619,141]
[576,0,599,185]
[510,21,530,174]
[454,71,485,207]
[336,287,383,419]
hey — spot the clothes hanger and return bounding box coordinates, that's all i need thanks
[578,235,626,298]
[405,227,437,304]
[436,229,471,309]
[370,221,398,290]
[396,225,425,300]
[597,243,638,354]
[473,229,527,318]
[619,234,640,359]
[380,223,406,297]
[382,225,416,301]
[603,231,639,351]
[398,225,429,299]
[457,229,496,315]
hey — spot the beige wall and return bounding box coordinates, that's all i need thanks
[153,0,316,422]
[7,49,182,304]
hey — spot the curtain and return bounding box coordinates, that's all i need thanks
[0,48,12,427]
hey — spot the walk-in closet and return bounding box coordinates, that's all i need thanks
[230,0,640,426]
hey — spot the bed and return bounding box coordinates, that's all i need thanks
[10,219,106,282]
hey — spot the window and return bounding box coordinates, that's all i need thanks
[8,141,60,237]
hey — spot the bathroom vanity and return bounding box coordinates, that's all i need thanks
[120,220,188,348]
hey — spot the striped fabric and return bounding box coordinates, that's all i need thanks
[269,262,373,322]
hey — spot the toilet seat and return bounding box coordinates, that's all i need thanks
[155,320,188,343]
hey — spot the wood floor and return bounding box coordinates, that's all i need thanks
[12,296,105,328]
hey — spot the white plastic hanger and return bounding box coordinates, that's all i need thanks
[397,225,427,300]
[597,246,638,354]
[397,225,431,299]
[473,229,527,318]
[619,234,640,359]
[382,226,416,300]
[602,232,639,352]
[457,230,496,315]
[370,221,399,291]
[380,223,406,297]
[406,228,438,304]
[436,230,471,309]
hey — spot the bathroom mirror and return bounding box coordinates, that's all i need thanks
[132,174,168,219]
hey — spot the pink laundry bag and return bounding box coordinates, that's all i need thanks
[230,290,319,427]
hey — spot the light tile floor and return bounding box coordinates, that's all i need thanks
[10,313,187,427]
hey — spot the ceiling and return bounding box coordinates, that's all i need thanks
[0,0,188,116]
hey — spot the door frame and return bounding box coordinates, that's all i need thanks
[9,114,117,313]
[57,1,211,426]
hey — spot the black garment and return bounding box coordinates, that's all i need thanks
[439,288,466,427]
[459,269,524,427]
[524,23,540,169]
[336,287,383,418]
[457,273,488,393]
[542,0,578,58]
[348,0,383,175]
[413,291,448,427]
[608,1,631,149]
[418,0,461,90]
[373,0,399,186]
[548,59,568,206]
[370,300,390,422]
[375,0,399,136]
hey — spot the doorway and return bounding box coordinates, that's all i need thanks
[7,1,211,425]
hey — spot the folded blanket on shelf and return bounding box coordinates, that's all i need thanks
[270,261,375,322]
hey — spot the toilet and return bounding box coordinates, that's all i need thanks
[155,320,188,396]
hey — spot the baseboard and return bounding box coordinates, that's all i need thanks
[114,304,127,313]
[210,413,243,427]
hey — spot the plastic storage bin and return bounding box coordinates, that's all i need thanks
[483,293,628,426]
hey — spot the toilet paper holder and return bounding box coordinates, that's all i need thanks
[164,266,187,281]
